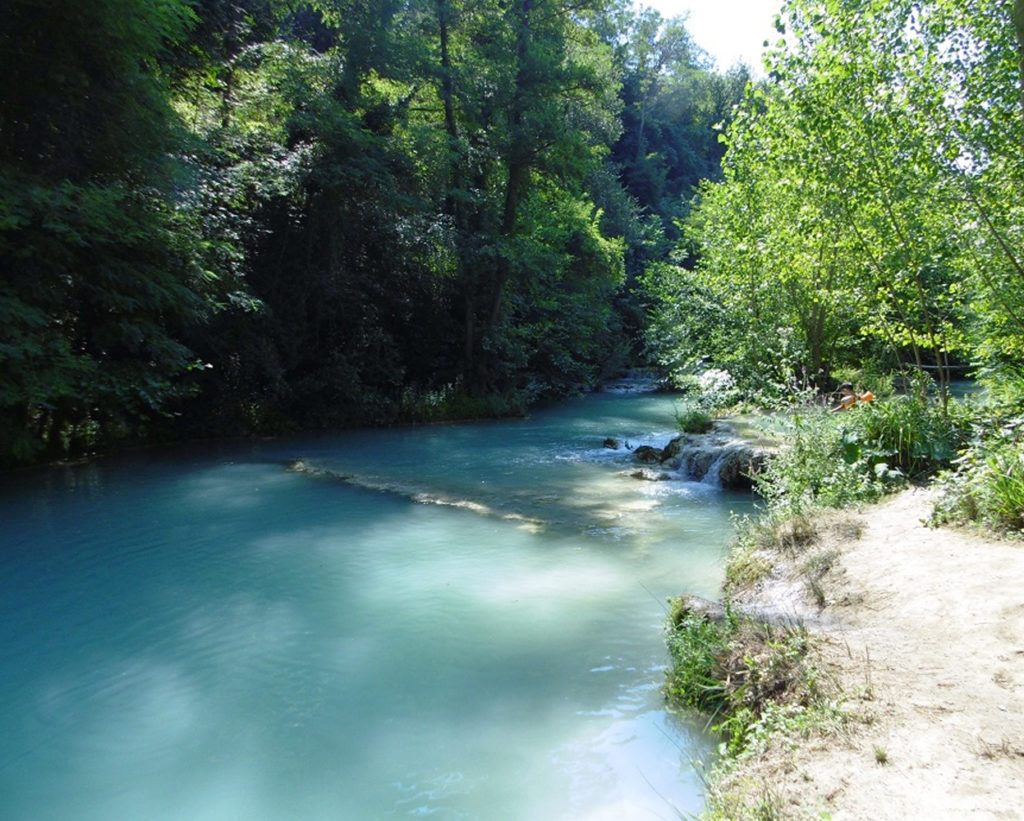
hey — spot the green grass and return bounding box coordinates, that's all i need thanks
[675,403,714,434]
[932,427,1024,533]
[665,602,833,757]
[748,395,970,519]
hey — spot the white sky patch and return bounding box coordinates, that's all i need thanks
[637,0,783,74]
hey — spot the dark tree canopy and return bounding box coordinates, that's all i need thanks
[0,0,751,464]
[0,0,206,462]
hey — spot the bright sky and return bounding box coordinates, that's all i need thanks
[638,0,783,74]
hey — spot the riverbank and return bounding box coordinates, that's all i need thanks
[708,487,1024,819]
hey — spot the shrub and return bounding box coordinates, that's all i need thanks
[856,395,968,479]
[933,415,1024,533]
[695,368,741,408]
[928,373,1024,534]
[672,368,741,430]
[665,605,826,756]
[399,383,527,423]
[752,396,967,517]
[675,403,714,434]
[751,411,900,515]
[665,608,732,718]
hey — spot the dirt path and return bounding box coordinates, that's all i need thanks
[727,488,1024,820]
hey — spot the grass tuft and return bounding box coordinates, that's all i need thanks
[665,603,835,759]
[932,413,1024,534]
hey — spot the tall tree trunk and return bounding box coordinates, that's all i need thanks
[435,0,475,379]
[438,0,459,147]
[491,0,533,328]
[219,2,241,128]
[477,0,533,389]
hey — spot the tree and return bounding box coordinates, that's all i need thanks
[916,0,1024,371]
[419,0,623,395]
[0,0,747,460]
[653,0,1012,403]
[172,1,459,432]
[167,0,629,431]
[608,7,748,241]
[0,0,208,462]
[591,3,750,363]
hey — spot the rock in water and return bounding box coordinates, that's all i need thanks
[670,594,729,627]
[633,445,663,463]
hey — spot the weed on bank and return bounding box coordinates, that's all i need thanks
[663,386,1024,818]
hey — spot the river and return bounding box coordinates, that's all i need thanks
[0,387,754,820]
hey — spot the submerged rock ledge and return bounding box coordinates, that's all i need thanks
[285,459,547,530]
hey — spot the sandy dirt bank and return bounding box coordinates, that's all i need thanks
[721,488,1024,820]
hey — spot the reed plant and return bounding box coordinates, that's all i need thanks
[751,394,968,519]
[665,604,830,758]
[933,416,1024,533]
[856,395,967,479]
[674,403,714,434]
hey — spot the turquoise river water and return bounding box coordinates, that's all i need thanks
[0,388,754,820]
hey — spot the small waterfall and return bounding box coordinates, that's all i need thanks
[700,449,730,488]
[596,369,664,394]
[625,430,769,490]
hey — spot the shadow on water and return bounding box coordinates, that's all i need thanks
[0,391,751,820]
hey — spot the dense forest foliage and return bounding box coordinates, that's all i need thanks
[0,0,745,464]
[646,0,1024,408]
[3,0,1024,469]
